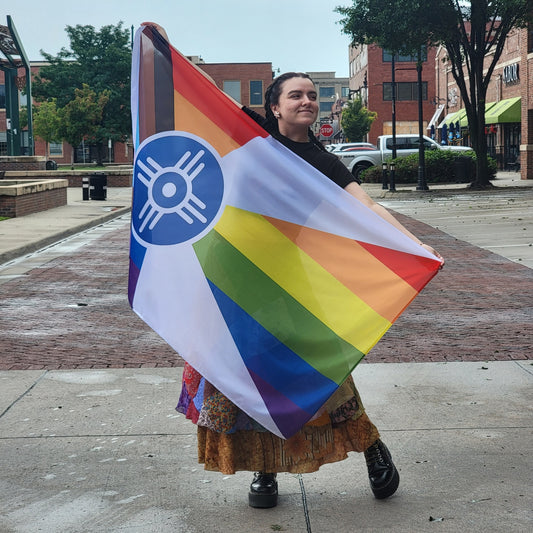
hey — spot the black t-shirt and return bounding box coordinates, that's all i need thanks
[242,107,360,188]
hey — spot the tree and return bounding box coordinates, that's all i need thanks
[32,100,62,161]
[58,84,110,167]
[336,0,532,188]
[32,22,131,164]
[336,1,446,190]
[435,1,531,188]
[341,97,377,142]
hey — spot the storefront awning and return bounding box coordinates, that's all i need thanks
[438,109,467,129]
[437,111,458,129]
[439,101,512,129]
[484,96,521,124]
[427,104,445,130]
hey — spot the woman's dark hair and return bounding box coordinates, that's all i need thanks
[264,72,327,152]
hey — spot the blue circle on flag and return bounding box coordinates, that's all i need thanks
[132,132,224,245]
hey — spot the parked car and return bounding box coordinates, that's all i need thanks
[336,134,471,179]
[326,142,376,153]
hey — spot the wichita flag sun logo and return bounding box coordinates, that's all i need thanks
[129,24,442,439]
[132,132,224,246]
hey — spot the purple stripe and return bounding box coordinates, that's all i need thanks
[248,368,313,439]
[128,258,141,307]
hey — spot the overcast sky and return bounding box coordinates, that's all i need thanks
[5,0,353,77]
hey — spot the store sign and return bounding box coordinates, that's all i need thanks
[503,63,519,84]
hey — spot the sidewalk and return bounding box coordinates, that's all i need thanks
[1,362,531,532]
[0,174,532,532]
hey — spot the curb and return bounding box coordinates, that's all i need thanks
[0,206,131,266]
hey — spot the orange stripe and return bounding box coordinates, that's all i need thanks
[173,90,241,157]
[265,217,419,323]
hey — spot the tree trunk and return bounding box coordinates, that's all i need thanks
[468,98,492,189]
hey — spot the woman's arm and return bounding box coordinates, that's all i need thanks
[344,182,444,263]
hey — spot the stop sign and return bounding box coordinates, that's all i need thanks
[320,124,334,137]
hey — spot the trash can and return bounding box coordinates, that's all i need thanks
[45,160,57,170]
[89,173,107,200]
[454,156,471,182]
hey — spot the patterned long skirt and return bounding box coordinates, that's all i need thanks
[177,362,379,474]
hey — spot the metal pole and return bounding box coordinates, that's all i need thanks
[390,56,396,192]
[416,49,428,190]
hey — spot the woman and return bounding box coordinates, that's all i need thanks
[177,71,444,508]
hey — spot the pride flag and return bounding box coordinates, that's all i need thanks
[129,25,442,439]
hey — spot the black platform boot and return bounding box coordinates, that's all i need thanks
[364,439,400,499]
[248,472,278,508]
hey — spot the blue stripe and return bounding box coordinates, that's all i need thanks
[207,280,338,416]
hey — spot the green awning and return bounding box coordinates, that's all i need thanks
[438,111,461,129]
[484,97,521,124]
[457,102,498,127]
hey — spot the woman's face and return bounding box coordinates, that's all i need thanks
[271,77,319,134]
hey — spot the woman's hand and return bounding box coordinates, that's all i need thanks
[141,22,169,41]
[421,243,444,266]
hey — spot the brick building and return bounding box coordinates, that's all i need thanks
[194,59,273,117]
[349,24,533,180]
[348,43,438,145]
[435,25,531,177]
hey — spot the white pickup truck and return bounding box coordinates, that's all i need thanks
[336,134,471,179]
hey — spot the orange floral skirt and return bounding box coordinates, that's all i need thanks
[177,363,379,474]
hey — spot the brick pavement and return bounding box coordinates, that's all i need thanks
[0,215,531,370]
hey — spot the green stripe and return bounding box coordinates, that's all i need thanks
[193,229,365,384]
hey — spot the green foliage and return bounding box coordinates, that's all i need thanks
[33,100,62,145]
[335,0,441,55]
[341,97,377,142]
[58,84,110,162]
[32,22,131,157]
[361,150,497,184]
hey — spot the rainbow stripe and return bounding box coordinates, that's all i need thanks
[129,25,441,438]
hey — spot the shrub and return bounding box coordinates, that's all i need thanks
[361,150,497,184]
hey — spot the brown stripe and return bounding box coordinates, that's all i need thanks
[138,29,156,142]
[151,29,175,133]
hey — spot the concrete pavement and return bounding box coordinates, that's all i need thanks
[0,174,532,532]
[1,362,531,532]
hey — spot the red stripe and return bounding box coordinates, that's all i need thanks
[358,241,440,291]
[169,47,268,146]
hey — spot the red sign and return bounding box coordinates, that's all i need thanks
[320,124,334,137]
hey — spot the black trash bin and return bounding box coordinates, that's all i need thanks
[89,173,107,200]
[454,156,471,182]
[45,160,57,170]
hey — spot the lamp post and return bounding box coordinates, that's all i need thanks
[416,48,428,191]
[390,55,397,192]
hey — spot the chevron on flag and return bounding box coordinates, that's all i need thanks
[128,24,442,439]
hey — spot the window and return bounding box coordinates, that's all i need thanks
[383,82,427,101]
[0,85,5,108]
[0,131,6,155]
[341,87,350,98]
[320,86,335,98]
[249,80,263,106]
[319,101,333,112]
[49,142,63,156]
[223,80,241,103]
[383,48,427,62]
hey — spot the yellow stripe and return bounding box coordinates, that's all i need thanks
[215,207,392,354]
[174,90,240,157]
